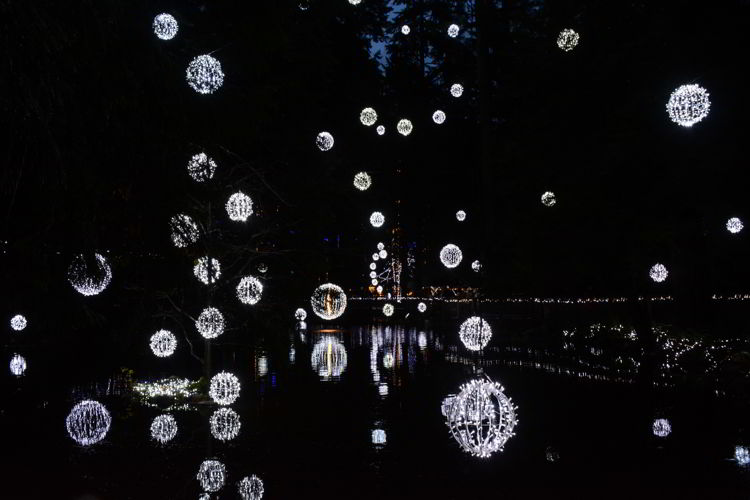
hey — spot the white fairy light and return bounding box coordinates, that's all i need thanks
[311,283,348,320]
[238,475,264,500]
[433,110,446,125]
[209,372,241,406]
[471,260,482,272]
[727,217,744,234]
[311,337,348,380]
[354,172,372,191]
[196,307,225,339]
[68,253,112,296]
[295,308,307,321]
[735,446,750,465]
[372,429,387,445]
[379,249,387,259]
[459,316,492,351]
[170,214,200,248]
[447,24,460,38]
[666,84,711,127]
[417,302,427,313]
[401,25,411,35]
[210,407,241,441]
[376,285,383,294]
[194,256,221,285]
[66,400,112,446]
[10,314,27,331]
[369,263,377,271]
[316,131,334,151]
[150,329,178,358]
[153,13,178,40]
[370,211,385,227]
[236,276,264,305]
[197,460,226,493]
[150,414,178,444]
[440,243,463,269]
[9,354,26,376]
[450,83,464,98]
[456,210,466,221]
[649,263,668,283]
[226,192,254,222]
[557,29,580,51]
[397,119,413,136]
[441,395,456,418]
[377,242,385,251]
[652,418,671,437]
[541,191,556,207]
[376,125,385,136]
[360,107,378,126]
[187,152,217,182]
[369,271,377,279]
[383,303,394,317]
[186,55,224,95]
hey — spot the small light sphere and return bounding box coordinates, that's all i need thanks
[397,119,413,136]
[186,55,224,95]
[369,262,377,271]
[471,260,482,272]
[209,372,241,406]
[188,152,217,182]
[372,428,387,445]
[370,211,385,228]
[66,400,112,446]
[735,446,750,465]
[447,24,460,38]
[432,110,446,124]
[376,125,386,136]
[150,414,178,443]
[194,256,221,285]
[377,242,385,251]
[311,283,348,320]
[360,107,378,126]
[197,459,226,493]
[316,131,335,151]
[236,276,264,305]
[557,28,580,51]
[9,354,26,376]
[10,314,27,331]
[417,302,427,313]
[210,407,241,441]
[226,191,254,222]
[170,214,200,248]
[376,285,383,294]
[311,336,348,380]
[649,263,668,283]
[150,329,178,358]
[652,418,671,438]
[727,217,744,234]
[196,307,225,339]
[369,271,377,279]
[401,24,411,35]
[450,83,464,98]
[295,308,307,321]
[440,243,463,268]
[456,210,466,221]
[372,253,380,261]
[541,191,556,207]
[379,249,388,259]
[666,84,711,127]
[68,253,112,296]
[238,475,264,500]
[153,13,178,40]
[383,303,394,317]
[354,172,372,191]
[459,316,492,351]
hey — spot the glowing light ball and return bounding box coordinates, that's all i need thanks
[197,460,226,493]
[376,285,383,294]
[354,172,372,191]
[372,429,387,445]
[316,132,334,151]
[397,119,413,136]
[727,217,744,234]
[652,418,671,437]
[238,475,264,500]
[541,191,556,207]
[237,276,264,305]
[433,110,446,124]
[209,372,241,406]
[150,329,177,358]
[417,302,427,313]
[187,152,217,182]
[459,316,492,351]
[311,337,348,380]
[383,353,394,369]
[447,24,460,38]
[372,253,380,261]
[383,303,394,317]
[311,284,347,320]
[9,354,26,376]
[441,395,456,418]
[295,308,307,321]
[150,414,178,443]
[377,242,385,251]
[471,260,482,272]
[360,107,378,126]
[369,271,377,279]
[456,210,466,221]
[68,253,112,296]
[649,263,668,283]
[370,211,385,227]
[369,263,377,271]
[401,25,411,35]
[153,13,178,40]
[450,83,464,98]
[376,125,386,136]
[440,244,463,268]
[557,28,580,51]
[66,400,112,446]
[170,214,200,248]
[210,407,241,441]
[186,55,224,95]
[379,249,387,259]
[371,279,378,286]
[735,446,750,465]
[194,256,221,285]
[666,84,711,127]
[226,191,254,222]
[196,307,225,339]
[10,314,27,331]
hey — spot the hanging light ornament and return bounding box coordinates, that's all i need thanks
[727,217,744,234]
[150,329,178,358]
[377,242,385,251]
[311,284,348,320]
[316,131,334,151]
[210,407,241,441]
[209,372,241,406]
[197,460,226,493]
[447,24,460,38]
[735,446,750,466]
[226,191,254,222]
[372,429,387,446]
[257,262,268,274]
[376,125,386,136]
[379,249,388,259]
[66,400,112,446]
[456,210,466,221]
[152,13,178,40]
[397,119,413,136]
[236,276,264,305]
[459,316,492,351]
[652,418,671,437]
[311,336,348,380]
[401,25,411,35]
[150,414,178,444]
[370,211,385,228]
[187,152,217,182]
[383,303,394,317]
[194,256,221,285]
[369,271,377,279]
[170,214,200,248]
[541,191,556,207]
[417,302,427,313]
[9,354,26,376]
[666,84,711,127]
[10,314,27,331]
[354,172,372,191]
[68,253,112,296]
[186,55,224,95]
[649,263,668,283]
[295,308,307,321]
[450,83,464,98]
[472,260,482,272]
[360,107,378,126]
[369,262,377,271]
[556,28,580,51]
[196,307,225,339]
[440,244,463,268]
[433,110,446,124]
[238,475,264,500]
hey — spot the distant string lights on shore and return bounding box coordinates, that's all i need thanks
[360,107,378,126]
[649,263,668,283]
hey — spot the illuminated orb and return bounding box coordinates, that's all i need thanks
[383,303,394,317]
[9,354,26,376]
[311,283,347,320]
[360,107,378,126]
[153,13,178,40]
[379,249,388,259]
[557,28,580,51]
[541,191,556,207]
[237,276,264,305]
[371,279,378,286]
[316,131,334,151]
[417,302,427,313]
[727,217,744,234]
[397,119,413,136]
[459,316,492,351]
[735,446,750,465]
[194,256,221,285]
[372,429,387,445]
[150,329,177,358]
[66,400,112,446]
[383,353,394,369]
[196,307,225,339]
[170,214,200,248]
[186,55,224,95]
[448,24,460,38]
[444,378,518,458]
[376,125,386,136]
[401,25,411,35]
[296,320,307,331]
[377,242,385,251]
[354,172,372,191]
[369,262,377,271]
[238,475,264,500]
[456,210,466,221]
[433,110,446,124]
[450,83,464,98]
[440,243,463,269]
[10,314,27,331]
[376,285,383,294]
[652,418,671,437]
[369,271,377,279]
[372,253,380,261]
[471,260,482,272]
[210,407,241,441]
[150,414,178,443]
[226,191,254,222]
[649,263,668,283]
[197,459,226,493]
[68,253,112,296]
[311,336,348,380]
[370,211,385,227]
[187,152,217,182]
[379,383,389,396]
[295,308,307,321]
[209,372,241,406]
[666,84,711,127]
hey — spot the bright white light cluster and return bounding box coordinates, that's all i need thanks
[360,107,378,126]
[153,13,178,40]
[150,414,178,443]
[237,276,264,305]
[186,55,224,95]
[557,29,580,51]
[226,191,254,222]
[727,217,744,234]
[66,400,112,446]
[311,337,348,380]
[433,110,446,124]
[541,191,556,207]
[379,249,387,258]
[311,283,348,320]
[133,377,198,400]
[150,329,177,357]
[735,446,750,465]
[238,475,264,500]
[354,172,372,191]
[666,84,711,127]
[348,0,361,4]
[370,211,385,227]
[209,372,241,406]
[652,418,671,437]
[188,152,217,182]
[196,307,225,339]
[383,303,394,317]
[376,125,385,136]
[649,263,668,283]
[372,429,387,445]
[456,210,466,221]
[472,260,482,272]
[397,119,413,136]
[197,460,226,493]
[459,316,492,351]
[210,407,241,441]
[440,243,463,268]
[194,256,221,285]
[170,214,200,248]
[450,84,464,98]
[295,308,307,321]
[401,25,411,35]
[448,24,460,38]
[68,253,112,296]
[10,314,27,331]
[418,302,427,313]
[9,354,26,376]
[443,378,518,458]
[316,131,334,151]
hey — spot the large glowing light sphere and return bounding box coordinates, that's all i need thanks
[459,316,492,351]
[68,253,112,296]
[557,28,580,51]
[311,337,348,380]
[150,414,178,443]
[237,276,264,305]
[196,307,225,339]
[10,314,27,331]
[666,84,710,127]
[383,303,394,317]
[450,83,464,98]
[649,263,668,283]
[376,125,386,136]
[186,55,224,95]
[9,354,26,376]
[226,191,254,222]
[150,329,177,358]
[541,191,556,207]
[295,308,307,321]
[727,217,744,234]
[444,379,518,458]
[372,253,380,261]
[66,400,112,446]
[377,242,385,251]
[397,119,413,136]
[354,172,372,191]
[440,244,463,269]
[456,210,466,221]
[430,110,446,126]
[238,475,264,500]
[401,25,411,35]
[369,271,377,279]
[360,107,378,126]
[210,407,241,441]
[188,152,217,182]
[370,211,385,227]
[209,372,241,406]
[153,13,178,40]
[418,302,427,313]
[447,24,460,38]
[472,260,482,272]
[652,418,671,438]
[197,460,226,493]
[194,256,221,285]
[311,283,348,320]
[170,214,200,248]
[316,131,334,151]
[735,446,750,465]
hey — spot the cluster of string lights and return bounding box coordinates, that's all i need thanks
[447,24,460,38]
[133,377,198,400]
[186,55,224,95]
[666,84,711,127]
[450,83,464,97]
[150,329,178,358]
[376,125,385,135]
[68,253,112,296]
[541,191,556,207]
[726,217,744,234]
[401,25,411,35]
[194,256,221,285]
[440,243,463,268]
[459,316,493,351]
[152,13,178,40]
[209,371,241,405]
[10,314,27,331]
[311,336,348,380]
[316,131,334,151]
[187,152,217,182]
[196,307,225,339]
[471,260,482,272]
[66,400,112,446]
[360,107,378,126]
[557,29,580,51]
[456,210,466,221]
[9,354,26,376]
[237,275,264,305]
[210,407,241,441]
[197,460,226,493]
[354,171,372,191]
[649,263,668,283]
[311,283,347,320]
[150,414,178,443]
[226,191,254,222]
[370,211,385,228]
[652,418,671,437]
[397,119,413,136]
[170,214,200,248]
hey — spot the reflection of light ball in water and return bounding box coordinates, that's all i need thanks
[667,84,711,127]
[196,307,225,339]
[187,152,217,182]
[311,337,348,380]
[735,446,750,465]
[197,459,226,493]
[447,24,460,38]
[727,217,744,234]
[459,316,492,351]
[150,414,178,443]
[417,302,427,313]
[9,354,26,376]
[649,263,668,283]
[226,192,254,222]
[210,407,241,441]
[401,25,411,35]
[397,119,413,136]
[376,125,385,136]
[556,28,580,51]
[433,110,446,124]
[10,314,27,331]
[237,276,264,305]
[360,107,378,126]
[370,211,385,227]
[209,372,241,406]
[194,256,221,285]
[170,214,200,248]
[383,303,394,317]
[238,475,264,500]
[186,55,224,95]
[376,285,383,294]
[541,191,556,207]
[150,329,177,358]
[66,400,112,446]
[68,253,112,296]
[652,418,671,437]
[311,283,347,320]
[456,210,466,221]
[316,132,334,151]
[371,279,378,286]
[295,308,307,321]
[372,429,387,445]
[382,353,394,369]
[440,244,463,268]
[354,172,372,191]
[153,13,178,40]
[472,260,482,272]
[450,83,464,97]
